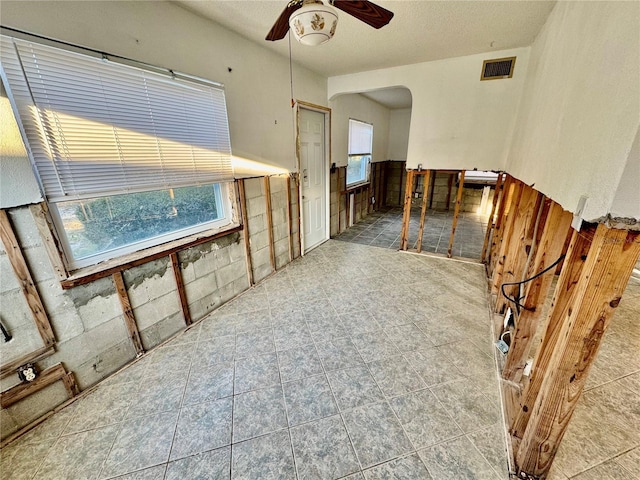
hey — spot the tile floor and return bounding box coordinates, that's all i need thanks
[333,207,489,260]
[1,240,507,480]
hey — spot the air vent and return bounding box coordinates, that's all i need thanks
[481,57,516,80]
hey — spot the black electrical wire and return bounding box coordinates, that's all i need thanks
[0,319,12,342]
[501,254,566,313]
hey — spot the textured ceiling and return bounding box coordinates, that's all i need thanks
[175,0,556,78]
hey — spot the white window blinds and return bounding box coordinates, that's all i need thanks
[0,35,233,202]
[348,119,373,156]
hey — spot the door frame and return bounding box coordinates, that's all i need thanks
[296,100,331,254]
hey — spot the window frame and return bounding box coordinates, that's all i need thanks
[346,119,373,187]
[49,182,235,270]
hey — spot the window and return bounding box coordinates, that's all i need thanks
[347,119,373,186]
[1,34,235,268]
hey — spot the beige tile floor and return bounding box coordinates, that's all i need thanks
[1,240,507,480]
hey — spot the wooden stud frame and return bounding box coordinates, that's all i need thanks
[416,170,432,253]
[515,226,640,478]
[0,363,77,409]
[170,252,191,326]
[447,171,465,258]
[400,170,415,250]
[264,176,276,272]
[481,173,504,263]
[112,271,144,356]
[238,179,254,286]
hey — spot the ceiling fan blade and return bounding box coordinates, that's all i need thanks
[266,1,303,41]
[331,0,394,29]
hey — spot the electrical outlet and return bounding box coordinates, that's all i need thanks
[414,192,419,198]
[495,340,509,355]
[523,359,533,376]
[371,196,375,204]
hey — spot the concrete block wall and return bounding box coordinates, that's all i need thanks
[418,172,495,213]
[289,176,301,260]
[329,167,347,236]
[0,174,301,442]
[269,175,291,270]
[244,177,273,284]
[385,161,406,207]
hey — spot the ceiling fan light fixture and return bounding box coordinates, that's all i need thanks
[289,2,338,46]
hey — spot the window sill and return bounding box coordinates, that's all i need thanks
[345,182,371,192]
[60,222,242,289]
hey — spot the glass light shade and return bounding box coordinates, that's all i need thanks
[289,3,338,46]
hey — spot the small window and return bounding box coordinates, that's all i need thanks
[347,119,373,186]
[1,34,235,269]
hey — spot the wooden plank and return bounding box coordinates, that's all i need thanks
[447,171,465,258]
[0,209,55,347]
[481,173,504,263]
[488,175,514,276]
[416,170,432,253]
[1,363,67,409]
[170,252,191,326]
[112,271,144,356]
[495,185,539,314]
[511,228,593,438]
[295,173,302,254]
[491,181,523,294]
[29,203,69,280]
[502,203,573,383]
[264,176,276,271]
[400,170,415,250]
[238,179,254,285]
[0,345,55,380]
[62,371,80,398]
[286,175,294,262]
[515,226,640,478]
[60,225,242,289]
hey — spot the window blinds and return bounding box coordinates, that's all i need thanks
[348,119,373,156]
[0,35,233,202]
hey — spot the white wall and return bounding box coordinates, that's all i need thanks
[506,1,640,221]
[330,93,390,167]
[0,81,42,208]
[610,128,640,222]
[328,47,530,172]
[0,0,327,182]
[388,108,411,161]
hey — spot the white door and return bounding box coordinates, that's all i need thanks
[299,108,327,252]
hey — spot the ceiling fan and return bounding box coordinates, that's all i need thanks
[266,0,394,46]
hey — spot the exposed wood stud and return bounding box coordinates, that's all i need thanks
[416,170,432,253]
[400,170,415,250]
[0,209,55,347]
[264,176,276,271]
[238,179,254,286]
[1,363,68,409]
[62,371,80,398]
[428,170,437,209]
[112,271,144,356]
[295,173,302,255]
[515,226,640,478]
[170,252,191,326]
[495,186,539,314]
[481,173,504,263]
[447,171,465,258]
[511,228,593,439]
[286,175,294,262]
[488,175,514,276]
[0,345,55,380]
[491,181,523,294]
[60,225,243,289]
[502,203,573,384]
[29,203,69,280]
